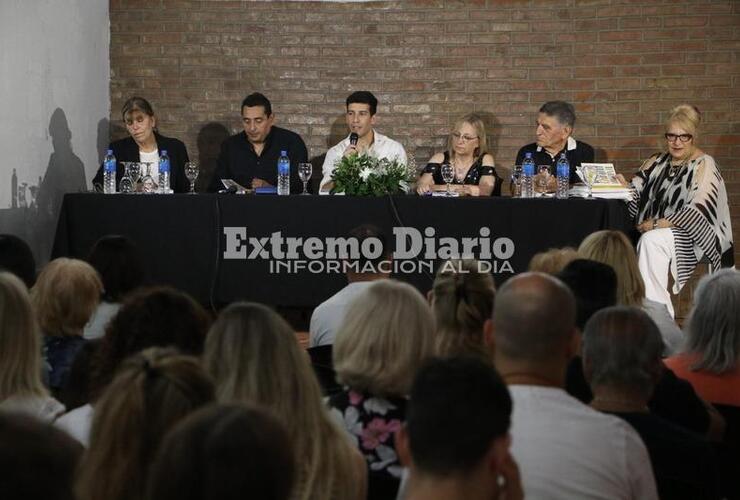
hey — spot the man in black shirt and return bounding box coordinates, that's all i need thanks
[515,101,594,184]
[207,93,308,193]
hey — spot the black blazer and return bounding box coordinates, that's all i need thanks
[92,132,190,193]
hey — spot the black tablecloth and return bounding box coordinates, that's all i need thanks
[52,193,632,307]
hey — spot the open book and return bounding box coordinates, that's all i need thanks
[577,163,626,190]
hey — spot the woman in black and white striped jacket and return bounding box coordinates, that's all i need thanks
[618,104,733,318]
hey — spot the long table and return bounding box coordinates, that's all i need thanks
[52,193,632,307]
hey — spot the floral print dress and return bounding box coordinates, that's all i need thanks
[328,388,407,480]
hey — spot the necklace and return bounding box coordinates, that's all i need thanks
[667,155,694,179]
[453,157,474,182]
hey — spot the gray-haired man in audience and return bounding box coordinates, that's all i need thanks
[490,272,658,499]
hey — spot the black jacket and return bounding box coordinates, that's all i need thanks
[92,132,190,193]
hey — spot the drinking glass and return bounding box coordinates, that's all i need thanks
[140,162,157,194]
[441,162,454,197]
[298,162,312,195]
[509,165,522,197]
[536,165,551,196]
[583,166,598,199]
[185,161,199,194]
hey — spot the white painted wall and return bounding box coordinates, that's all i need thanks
[0,0,109,262]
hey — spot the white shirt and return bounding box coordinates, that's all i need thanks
[139,149,160,180]
[509,385,658,500]
[309,281,376,347]
[55,403,93,447]
[0,394,65,423]
[320,131,407,191]
[83,301,120,340]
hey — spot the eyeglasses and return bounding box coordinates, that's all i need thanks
[665,133,693,143]
[452,132,478,142]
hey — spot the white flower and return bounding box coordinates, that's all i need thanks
[360,167,373,181]
[399,180,409,193]
[363,397,397,415]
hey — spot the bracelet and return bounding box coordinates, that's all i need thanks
[652,219,658,230]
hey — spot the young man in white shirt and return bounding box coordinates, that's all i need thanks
[319,91,407,193]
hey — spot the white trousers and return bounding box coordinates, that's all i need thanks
[637,228,677,318]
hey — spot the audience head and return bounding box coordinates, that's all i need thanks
[0,272,46,400]
[0,234,36,288]
[578,230,644,307]
[78,348,214,500]
[204,302,362,500]
[31,258,102,337]
[91,287,209,400]
[686,268,740,374]
[0,412,82,500]
[447,113,488,160]
[346,223,389,277]
[87,235,146,302]
[58,339,102,411]
[583,307,664,401]
[431,260,494,359]
[558,259,618,330]
[399,356,512,482]
[240,92,274,145]
[146,404,294,500]
[528,247,579,275]
[492,272,576,369]
[334,279,435,397]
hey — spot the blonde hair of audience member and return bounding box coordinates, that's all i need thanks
[204,302,366,500]
[579,230,644,307]
[334,279,436,397]
[446,113,489,164]
[528,247,579,275]
[0,272,48,401]
[77,348,214,500]
[31,258,102,336]
[431,260,494,360]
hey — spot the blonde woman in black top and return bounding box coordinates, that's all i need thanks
[417,114,498,196]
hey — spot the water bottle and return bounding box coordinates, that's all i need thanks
[556,152,570,199]
[277,150,290,196]
[521,152,535,198]
[103,149,117,194]
[159,150,171,194]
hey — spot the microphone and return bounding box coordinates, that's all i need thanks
[349,132,358,146]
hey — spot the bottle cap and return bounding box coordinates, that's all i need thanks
[107,149,113,155]
[525,152,532,158]
[281,150,287,156]
[161,150,168,155]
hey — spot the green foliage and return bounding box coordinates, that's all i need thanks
[331,153,415,196]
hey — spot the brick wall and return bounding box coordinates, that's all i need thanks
[110,0,740,255]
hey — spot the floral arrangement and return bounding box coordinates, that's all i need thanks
[331,153,416,196]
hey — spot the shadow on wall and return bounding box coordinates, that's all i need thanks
[196,122,230,192]
[1,108,87,266]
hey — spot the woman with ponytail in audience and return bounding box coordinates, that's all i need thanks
[76,348,214,500]
[0,272,64,421]
[429,259,495,360]
[204,302,367,500]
